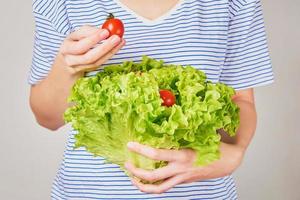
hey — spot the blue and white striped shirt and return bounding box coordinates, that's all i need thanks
[29,0,274,199]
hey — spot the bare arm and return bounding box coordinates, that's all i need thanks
[220,88,257,150]
[29,54,82,130]
[30,26,125,130]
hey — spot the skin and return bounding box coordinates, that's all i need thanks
[30,0,257,194]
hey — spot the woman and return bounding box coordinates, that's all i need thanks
[29,0,274,199]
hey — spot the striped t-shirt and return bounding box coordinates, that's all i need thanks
[29,0,274,199]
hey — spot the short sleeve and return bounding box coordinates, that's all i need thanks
[28,0,70,85]
[219,0,274,90]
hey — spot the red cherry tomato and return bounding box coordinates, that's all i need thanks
[102,13,124,38]
[159,89,176,107]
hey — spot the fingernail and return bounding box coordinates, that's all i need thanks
[124,162,130,169]
[131,178,137,185]
[127,142,136,148]
[100,29,109,37]
[132,177,140,184]
[111,35,121,44]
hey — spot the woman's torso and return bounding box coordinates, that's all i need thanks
[52,0,237,199]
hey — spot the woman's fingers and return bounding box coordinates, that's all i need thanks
[94,38,126,66]
[73,39,126,73]
[57,25,125,75]
[125,162,186,183]
[64,35,121,67]
[127,142,195,162]
[68,25,100,41]
[62,29,109,55]
[131,174,186,194]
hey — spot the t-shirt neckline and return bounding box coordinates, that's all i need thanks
[113,0,184,25]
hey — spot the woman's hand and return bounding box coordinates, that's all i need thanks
[57,25,125,76]
[30,25,126,130]
[125,142,245,194]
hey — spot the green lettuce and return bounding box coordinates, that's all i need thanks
[64,56,240,172]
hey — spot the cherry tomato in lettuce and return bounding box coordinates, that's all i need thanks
[159,89,176,107]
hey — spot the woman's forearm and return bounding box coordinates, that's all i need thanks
[220,89,257,151]
[30,54,83,130]
[233,98,257,150]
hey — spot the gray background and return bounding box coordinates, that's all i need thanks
[0,0,299,199]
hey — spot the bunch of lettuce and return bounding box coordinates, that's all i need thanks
[64,56,240,171]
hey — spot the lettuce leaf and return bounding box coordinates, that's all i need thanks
[64,56,240,171]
